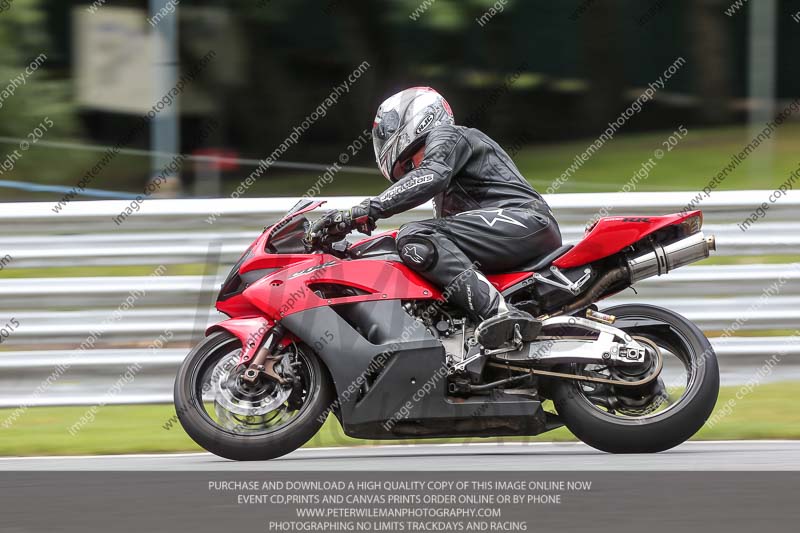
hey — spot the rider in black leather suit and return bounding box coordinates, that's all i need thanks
[307,87,562,348]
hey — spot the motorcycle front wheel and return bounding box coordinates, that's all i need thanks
[550,304,720,454]
[174,331,335,461]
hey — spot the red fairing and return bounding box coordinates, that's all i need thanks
[215,204,440,322]
[216,296,263,319]
[207,317,273,365]
[486,272,532,291]
[216,253,323,317]
[243,256,440,319]
[553,211,702,269]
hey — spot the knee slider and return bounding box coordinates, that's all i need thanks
[397,236,437,272]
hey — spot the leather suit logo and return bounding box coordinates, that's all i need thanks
[457,208,526,228]
[402,244,425,264]
[379,174,434,203]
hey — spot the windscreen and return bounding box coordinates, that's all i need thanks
[266,214,309,254]
[264,200,325,253]
[284,199,315,216]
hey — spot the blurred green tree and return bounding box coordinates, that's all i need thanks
[0,0,84,186]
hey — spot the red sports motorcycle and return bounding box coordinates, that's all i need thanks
[175,199,719,460]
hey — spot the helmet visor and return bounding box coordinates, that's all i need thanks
[372,109,401,180]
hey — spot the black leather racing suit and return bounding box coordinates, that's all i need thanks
[362,124,562,321]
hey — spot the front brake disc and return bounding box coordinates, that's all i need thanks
[210,355,292,417]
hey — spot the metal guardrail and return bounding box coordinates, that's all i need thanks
[4,223,800,268]
[2,191,800,267]
[1,191,798,408]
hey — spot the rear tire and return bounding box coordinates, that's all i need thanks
[174,331,335,461]
[551,304,719,454]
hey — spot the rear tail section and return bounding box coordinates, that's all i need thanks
[553,211,706,269]
[555,211,715,314]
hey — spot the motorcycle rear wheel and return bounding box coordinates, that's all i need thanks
[550,304,719,454]
[174,331,334,461]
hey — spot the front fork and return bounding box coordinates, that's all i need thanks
[241,324,286,384]
[206,317,287,381]
[207,317,307,412]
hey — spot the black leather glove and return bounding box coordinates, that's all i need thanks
[305,201,376,249]
[350,199,377,235]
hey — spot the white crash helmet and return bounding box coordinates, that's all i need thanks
[372,87,454,182]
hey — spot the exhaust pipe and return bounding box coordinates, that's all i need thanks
[559,232,715,315]
[627,232,715,283]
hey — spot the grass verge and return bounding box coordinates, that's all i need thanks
[230,123,800,197]
[7,123,800,202]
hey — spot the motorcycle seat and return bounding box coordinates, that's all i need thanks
[518,244,574,272]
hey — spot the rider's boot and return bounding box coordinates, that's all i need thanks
[444,269,541,350]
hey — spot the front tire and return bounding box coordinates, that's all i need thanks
[174,331,335,461]
[551,304,719,454]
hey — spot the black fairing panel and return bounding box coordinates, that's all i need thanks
[281,300,440,423]
[349,235,400,260]
[217,248,255,301]
[281,300,547,440]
